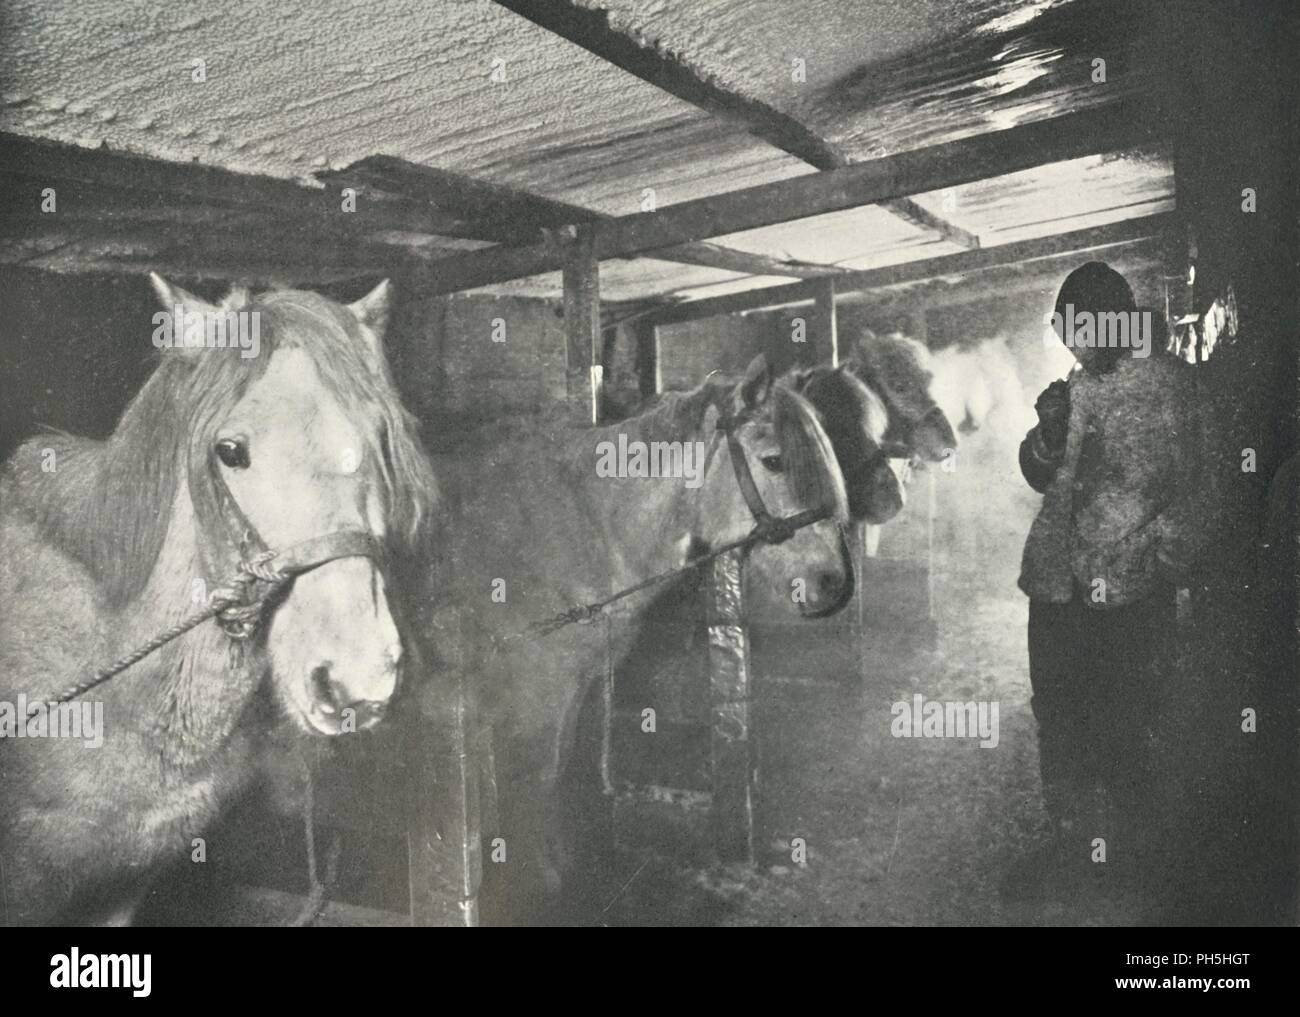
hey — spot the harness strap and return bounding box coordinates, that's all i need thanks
[716,410,772,529]
[210,528,384,639]
[271,530,385,577]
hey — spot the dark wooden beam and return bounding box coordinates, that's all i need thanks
[885,251,1165,312]
[408,627,482,928]
[490,0,978,247]
[649,280,821,328]
[324,154,846,279]
[645,240,843,279]
[319,155,574,242]
[883,196,980,250]
[0,221,401,283]
[0,133,490,242]
[2,137,841,283]
[492,0,844,170]
[643,212,1173,327]
[563,226,603,426]
[418,104,1155,295]
[634,319,661,398]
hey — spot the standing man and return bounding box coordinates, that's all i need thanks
[1005,262,1208,904]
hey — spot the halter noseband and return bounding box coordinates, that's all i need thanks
[49,460,387,704]
[205,453,385,639]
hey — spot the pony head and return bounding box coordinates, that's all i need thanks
[786,363,905,523]
[694,355,853,618]
[847,330,957,463]
[150,274,437,735]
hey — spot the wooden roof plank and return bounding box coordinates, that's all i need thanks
[642,212,1172,326]
[417,104,1156,295]
[323,153,847,279]
[490,0,980,248]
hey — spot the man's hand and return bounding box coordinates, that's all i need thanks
[1034,379,1071,452]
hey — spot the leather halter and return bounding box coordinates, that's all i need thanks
[712,402,855,616]
[201,450,384,639]
[713,404,835,545]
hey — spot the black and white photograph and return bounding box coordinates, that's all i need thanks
[0,0,1296,947]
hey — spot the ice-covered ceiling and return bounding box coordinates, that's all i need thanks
[0,0,1172,301]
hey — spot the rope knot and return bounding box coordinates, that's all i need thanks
[568,604,602,625]
[209,552,289,639]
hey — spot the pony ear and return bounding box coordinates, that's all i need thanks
[148,273,224,360]
[219,285,250,311]
[149,272,218,316]
[737,353,773,411]
[782,367,814,392]
[348,279,392,345]
[771,385,850,525]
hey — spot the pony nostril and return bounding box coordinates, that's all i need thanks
[310,664,338,714]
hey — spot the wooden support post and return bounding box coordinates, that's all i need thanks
[407,612,482,927]
[810,277,839,367]
[927,469,938,622]
[634,319,662,399]
[563,226,602,426]
[706,550,756,863]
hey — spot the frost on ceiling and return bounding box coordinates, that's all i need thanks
[0,0,1169,300]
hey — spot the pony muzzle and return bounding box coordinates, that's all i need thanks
[797,524,856,618]
[267,556,403,735]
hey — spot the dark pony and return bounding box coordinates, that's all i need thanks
[846,329,958,462]
[786,363,906,523]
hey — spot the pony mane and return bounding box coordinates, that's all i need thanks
[796,366,890,445]
[572,373,846,524]
[770,385,850,526]
[849,328,938,420]
[790,366,892,521]
[602,383,721,447]
[6,287,438,608]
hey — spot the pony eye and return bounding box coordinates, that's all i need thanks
[760,454,784,473]
[215,437,250,469]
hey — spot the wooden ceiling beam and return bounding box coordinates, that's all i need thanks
[490,0,980,247]
[322,154,846,279]
[416,104,1156,295]
[641,212,1173,327]
[0,133,492,242]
